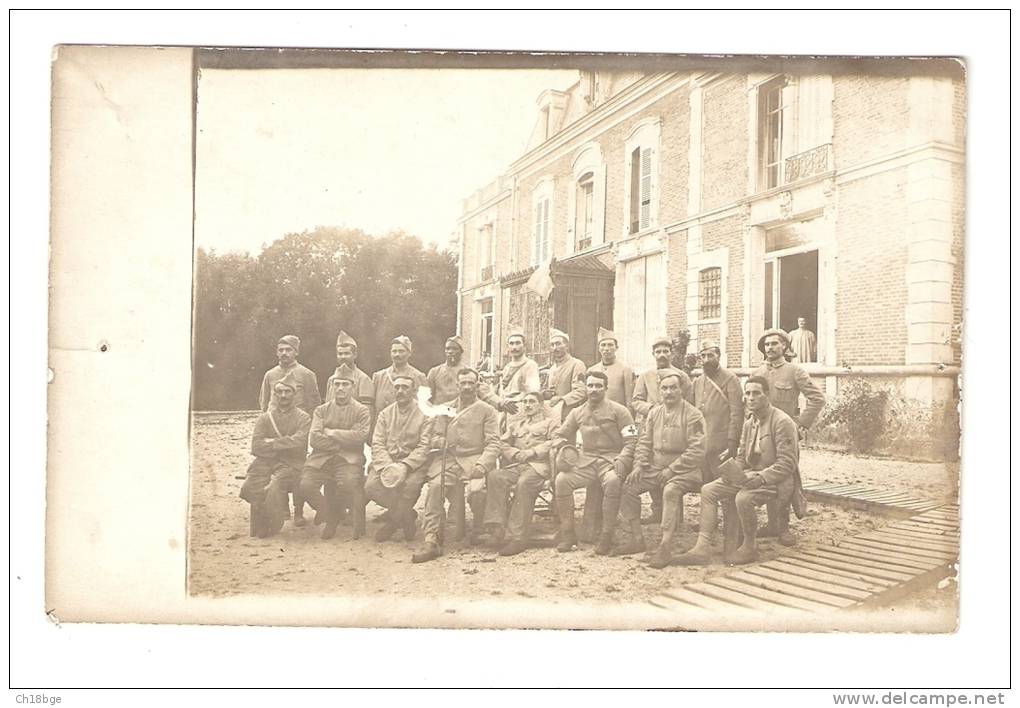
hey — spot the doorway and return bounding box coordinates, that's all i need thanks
[764,249,818,335]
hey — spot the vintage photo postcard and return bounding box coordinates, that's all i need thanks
[47,45,963,633]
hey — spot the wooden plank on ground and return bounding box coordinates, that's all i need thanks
[765,558,892,592]
[793,548,917,581]
[659,587,742,613]
[886,522,960,539]
[767,559,897,591]
[842,538,956,563]
[685,581,795,613]
[742,566,871,602]
[837,541,950,568]
[859,531,959,554]
[708,576,833,613]
[805,544,937,572]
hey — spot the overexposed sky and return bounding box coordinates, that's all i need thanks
[195,67,578,253]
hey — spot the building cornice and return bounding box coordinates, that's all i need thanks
[457,189,512,225]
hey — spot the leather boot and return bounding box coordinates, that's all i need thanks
[674,536,714,565]
[321,520,339,540]
[411,542,441,564]
[594,530,615,556]
[499,539,529,557]
[647,543,672,569]
[485,523,506,549]
[556,529,577,553]
[375,517,399,542]
[612,521,646,556]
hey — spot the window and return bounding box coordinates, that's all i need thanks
[575,173,594,251]
[532,198,550,264]
[478,225,494,281]
[699,267,722,320]
[479,299,494,358]
[622,118,660,238]
[758,76,788,190]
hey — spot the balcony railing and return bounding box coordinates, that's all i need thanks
[784,143,832,184]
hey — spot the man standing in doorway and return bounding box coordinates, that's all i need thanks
[789,317,817,363]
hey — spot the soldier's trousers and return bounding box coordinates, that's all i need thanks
[554,460,621,534]
[621,468,701,533]
[240,461,302,525]
[364,464,427,514]
[421,461,485,545]
[299,460,365,523]
[483,463,547,540]
[699,477,794,542]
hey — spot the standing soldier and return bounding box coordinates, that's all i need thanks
[364,374,434,543]
[618,372,705,565]
[483,390,559,555]
[542,329,587,423]
[753,328,825,546]
[427,335,466,405]
[588,328,635,407]
[240,375,311,538]
[693,342,744,484]
[676,376,799,566]
[552,370,636,555]
[412,369,501,564]
[326,330,375,413]
[480,328,541,417]
[258,334,321,528]
[630,335,686,524]
[372,335,428,418]
[299,376,372,540]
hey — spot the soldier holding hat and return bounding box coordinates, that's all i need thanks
[372,335,428,418]
[365,374,434,542]
[257,334,321,527]
[300,374,372,540]
[752,327,825,546]
[693,341,744,482]
[543,328,588,422]
[427,335,467,405]
[240,374,312,538]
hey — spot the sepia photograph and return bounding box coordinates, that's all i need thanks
[180,49,963,631]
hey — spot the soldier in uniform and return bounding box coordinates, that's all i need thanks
[753,328,825,546]
[427,335,466,405]
[480,328,542,417]
[615,372,705,562]
[542,329,587,422]
[325,330,375,412]
[693,341,744,484]
[482,390,559,555]
[372,335,428,417]
[676,376,799,566]
[364,374,434,542]
[588,328,635,406]
[552,370,636,555]
[240,375,312,538]
[630,335,686,524]
[299,375,372,540]
[412,368,501,563]
[258,334,322,527]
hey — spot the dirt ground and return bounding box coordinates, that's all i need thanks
[188,412,960,621]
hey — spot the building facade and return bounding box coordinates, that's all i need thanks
[456,63,964,459]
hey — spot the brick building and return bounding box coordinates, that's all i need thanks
[456,62,964,459]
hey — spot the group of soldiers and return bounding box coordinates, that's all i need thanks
[239,324,825,567]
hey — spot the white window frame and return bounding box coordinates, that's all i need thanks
[687,248,729,362]
[530,177,554,266]
[622,118,661,239]
[478,223,494,281]
[566,143,607,253]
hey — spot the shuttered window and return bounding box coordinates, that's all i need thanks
[629,146,653,234]
[532,197,550,265]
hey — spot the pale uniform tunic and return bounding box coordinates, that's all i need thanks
[365,401,434,512]
[483,412,560,534]
[426,361,464,406]
[325,364,375,409]
[372,365,428,420]
[480,357,542,408]
[752,358,825,429]
[631,366,687,421]
[545,355,588,419]
[259,363,321,415]
[789,328,817,363]
[692,367,745,456]
[588,359,635,407]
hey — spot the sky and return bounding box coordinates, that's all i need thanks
[194,67,578,254]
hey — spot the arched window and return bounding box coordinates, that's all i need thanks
[623,118,661,237]
[568,143,606,252]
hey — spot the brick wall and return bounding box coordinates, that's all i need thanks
[834,168,910,365]
[702,214,746,367]
[833,75,910,169]
[665,229,688,338]
[702,76,749,211]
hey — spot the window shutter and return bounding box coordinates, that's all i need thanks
[639,146,653,230]
[541,199,550,261]
[533,202,542,265]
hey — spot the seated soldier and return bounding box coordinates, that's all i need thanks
[615,372,705,565]
[299,375,371,540]
[240,375,311,538]
[412,368,501,563]
[482,390,559,555]
[675,376,799,566]
[365,374,434,542]
[552,370,636,555]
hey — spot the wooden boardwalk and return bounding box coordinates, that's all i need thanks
[649,504,959,619]
[801,480,946,516]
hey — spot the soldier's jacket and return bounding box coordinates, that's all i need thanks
[501,413,559,478]
[250,406,312,470]
[631,366,687,420]
[752,358,825,429]
[372,365,428,418]
[426,362,463,407]
[305,398,371,469]
[737,405,799,486]
[554,399,636,470]
[430,397,501,476]
[480,357,541,409]
[634,400,706,482]
[259,363,322,415]
[325,364,375,410]
[693,367,744,454]
[545,355,588,413]
[371,400,433,473]
[588,359,635,407]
